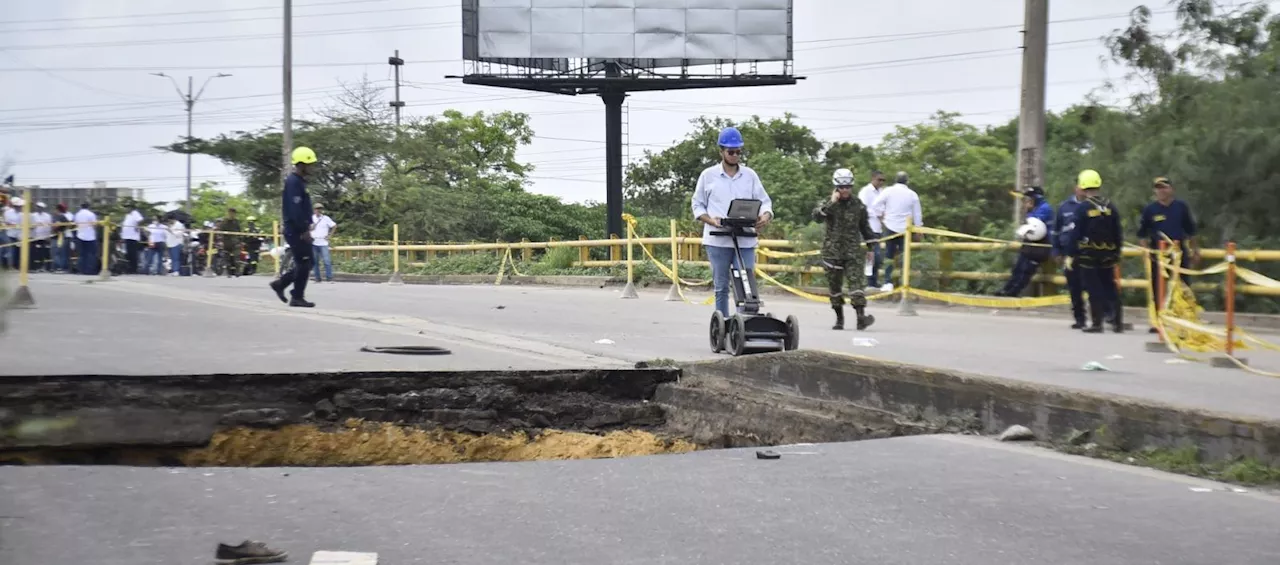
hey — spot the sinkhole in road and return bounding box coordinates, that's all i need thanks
[0,368,708,467]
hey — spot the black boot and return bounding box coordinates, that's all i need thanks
[855,306,875,330]
[832,305,844,330]
[1083,302,1104,333]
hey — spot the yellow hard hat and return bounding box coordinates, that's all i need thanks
[1077,169,1102,189]
[246,215,257,222]
[291,146,318,165]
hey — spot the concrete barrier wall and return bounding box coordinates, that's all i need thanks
[671,350,1280,465]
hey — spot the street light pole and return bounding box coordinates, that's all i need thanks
[153,72,231,212]
[282,0,294,184]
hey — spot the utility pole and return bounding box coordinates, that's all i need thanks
[389,50,405,129]
[152,72,231,212]
[282,0,294,184]
[1016,0,1048,225]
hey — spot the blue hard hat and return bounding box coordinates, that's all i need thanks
[717,126,744,148]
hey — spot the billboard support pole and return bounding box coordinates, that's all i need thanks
[602,62,626,240]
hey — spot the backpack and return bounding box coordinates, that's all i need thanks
[1082,196,1117,250]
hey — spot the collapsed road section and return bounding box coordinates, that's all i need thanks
[3,351,1278,469]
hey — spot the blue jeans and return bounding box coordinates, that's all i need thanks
[77,239,99,275]
[706,244,757,318]
[881,229,905,285]
[54,237,70,271]
[867,233,885,287]
[312,245,332,281]
[169,244,183,274]
[144,244,166,274]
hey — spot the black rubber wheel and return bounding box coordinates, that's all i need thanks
[709,310,726,353]
[726,314,747,356]
[784,314,800,351]
[360,345,453,355]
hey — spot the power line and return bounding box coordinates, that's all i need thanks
[0,21,458,52]
[3,2,457,34]
[0,0,397,25]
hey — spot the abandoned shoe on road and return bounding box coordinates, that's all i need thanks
[215,540,287,565]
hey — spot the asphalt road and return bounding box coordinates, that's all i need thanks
[6,274,1280,419]
[3,435,1278,565]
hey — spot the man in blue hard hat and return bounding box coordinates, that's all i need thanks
[691,126,774,318]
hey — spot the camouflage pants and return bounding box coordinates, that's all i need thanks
[823,255,867,308]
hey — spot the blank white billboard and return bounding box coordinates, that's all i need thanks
[464,0,793,64]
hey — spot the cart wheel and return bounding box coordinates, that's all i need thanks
[709,310,726,353]
[726,314,747,356]
[784,314,800,351]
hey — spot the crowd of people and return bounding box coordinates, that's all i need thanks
[692,126,1200,334]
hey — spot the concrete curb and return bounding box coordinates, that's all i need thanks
[668,350,1280,465]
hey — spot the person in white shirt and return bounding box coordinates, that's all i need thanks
[309,203,337,283]
[869,171,923,290]
[120,206,144,274]
[73,202,99,275]
[165,216,186,276]
[143,214,168,275]
[31,202,53,272]
[690,126,774,318]
[856,170,888,288]
[2,198,22,270]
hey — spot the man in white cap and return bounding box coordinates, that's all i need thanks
[2,197,22,270]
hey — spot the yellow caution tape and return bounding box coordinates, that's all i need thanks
[1237,267,1280,289]
[906,287,1071,308]
[912,225,1051,248]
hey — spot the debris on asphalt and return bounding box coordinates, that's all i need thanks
[1081,361,1110,371]
[494,305,506,310]
[310,550,379,565]
[851,337,879,347]
[998,424,1035,442]
[594,338,615,345]
[1105,354,1124,360]
[1165,358,1190,364]
[755,450,781,460]
[1189,487,1214,493]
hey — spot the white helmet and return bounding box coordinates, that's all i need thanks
[9,197,23,207]
[1016,217,1048,241]
[831,168,854,187]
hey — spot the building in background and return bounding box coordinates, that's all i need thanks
[4,181,143,208]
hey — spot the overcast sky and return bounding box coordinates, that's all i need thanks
[2,0,1207,205]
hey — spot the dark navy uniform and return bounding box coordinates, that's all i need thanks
[1070,193,1124,333]
[1053,195,1087,327]
[1138,188,1197,310]
[271,171,314,304]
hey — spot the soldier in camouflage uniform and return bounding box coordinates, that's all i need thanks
[812,168,877,331]
[218,207,242,277]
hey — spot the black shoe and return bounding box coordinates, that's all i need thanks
[1112,323,1125,334]
[215,540,287,564]
[857,314,875,331]
[268,280,287,303]
[1148,327,1159,334]
[289,298,315,308]
[832,306,844,330]
[1083,325,1103,334]
[1071,321,1086,330]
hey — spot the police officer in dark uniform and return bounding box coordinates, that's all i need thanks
[995,186,1054,297]
[269,147,317,308]
[1053,184,1088,328]
[813,168,877,331]
[1138,176,1200,332]
[1069,169,1124,334]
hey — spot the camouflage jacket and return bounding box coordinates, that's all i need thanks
[812,196,876,258]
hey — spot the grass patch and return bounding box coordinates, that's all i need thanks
[1060,443,1280,487]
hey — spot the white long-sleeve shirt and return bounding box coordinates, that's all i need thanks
[121,210,143,241]
[870,183,923,233]
[33,211,53,240]
[166,221,186,247]
[690,163,773,249]
[857,183,884,233]
[147,221,167,244]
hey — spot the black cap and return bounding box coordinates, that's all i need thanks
[1153,177,1172,187]
[1022,186,1044,197]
